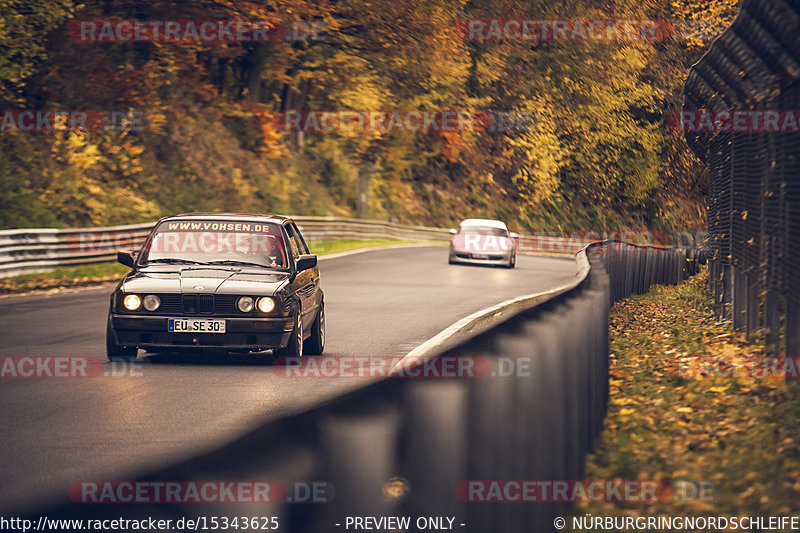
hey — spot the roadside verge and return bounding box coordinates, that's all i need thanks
[571,268,800,522]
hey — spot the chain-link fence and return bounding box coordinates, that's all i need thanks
[683,0,800,355]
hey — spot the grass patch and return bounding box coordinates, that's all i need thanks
[0,239,427,295]
[0,262,131,294]
[570,268,800,525]
[306,239,423,256]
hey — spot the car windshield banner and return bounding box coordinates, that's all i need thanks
[143,220,287,266]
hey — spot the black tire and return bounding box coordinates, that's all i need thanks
[106,318,137,362]
[508,253,516,269]
[304,301,325,355]
[275,309,303,357]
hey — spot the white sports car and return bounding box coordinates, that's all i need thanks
[448,219,518,268]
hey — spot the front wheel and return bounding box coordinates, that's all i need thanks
[106,318,138,362]
[275,310,303,357]
[304,302,325,355]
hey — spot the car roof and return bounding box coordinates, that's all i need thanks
[159,212,292,224]
[459,218,508,230]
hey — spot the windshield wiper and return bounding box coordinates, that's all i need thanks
[205,260,271,268]
[146,258,207,265]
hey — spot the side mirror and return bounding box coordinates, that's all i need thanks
[448,228,457,235]
[295,254,318,272]
[117,250,135,268]
[509,232,519,239]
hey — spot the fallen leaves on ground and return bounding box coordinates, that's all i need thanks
[572,268,800,526]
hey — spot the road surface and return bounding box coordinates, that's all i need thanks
[0,245,579,515]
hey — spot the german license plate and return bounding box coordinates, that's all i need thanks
[472,253,490,259]
[168,318,226,333]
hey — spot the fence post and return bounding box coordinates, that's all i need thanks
[517,312,570,532]
[317,399,400,522]
[713,261,723,319]
[765,291,781,357]
[746,273,760,341]
[404,379,468,520]
[786,298,800,361]
[722,264,733,321]
[733,267,747,331]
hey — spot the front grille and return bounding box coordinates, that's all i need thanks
[198,294,214,313]
[182,294,214,314]
[182,294,196,313]
[215,295,239,315]
[456,253,502,259]
[159,295,182,313]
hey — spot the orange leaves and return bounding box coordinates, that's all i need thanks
[578,268,800,519]
[438,130,470,162]
[250,105,287,159]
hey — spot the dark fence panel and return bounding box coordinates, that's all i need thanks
[684,0,800,355]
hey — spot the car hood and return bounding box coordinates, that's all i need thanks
[121,267,289,295]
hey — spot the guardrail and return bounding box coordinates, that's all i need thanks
[0,218,451,278]
[0,218,648,278]
[33,241,692,530]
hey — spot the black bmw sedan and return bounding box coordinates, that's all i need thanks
[106,213,324,361]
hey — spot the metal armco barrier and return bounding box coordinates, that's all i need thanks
[0,217,679,278]
[589,242,693,304]
[32,242,690,531]
[0,218,449,278]
[683,0,800,354]
[0,223,154,278]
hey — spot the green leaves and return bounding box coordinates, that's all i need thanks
[0,0,75,105]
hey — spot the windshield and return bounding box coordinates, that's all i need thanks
[460,227,509,238]
[139,220,288,268]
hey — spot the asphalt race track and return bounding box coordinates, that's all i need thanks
[0,245,579,515]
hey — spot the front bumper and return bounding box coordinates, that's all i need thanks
[450,250,513,266]
[110,314,294,349]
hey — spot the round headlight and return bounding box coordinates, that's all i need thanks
[123,294,141,311]
[143,294,160,311]
[237,296,255,313]
[257,296,276,314]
